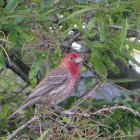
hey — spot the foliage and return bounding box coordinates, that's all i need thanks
[0,0,140,139]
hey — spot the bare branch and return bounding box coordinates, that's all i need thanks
[5,58,30,83]
[16,84,30,95]
[108,25,140,34]
[0,39,12,44]
[93,25,140,34]
[38,119,43,139]
[91,132,103,140]
[7,105,140,139]
[61,105,140,117]
[76,81,102,107]
[7,116,39,140]
[0,68,4,73]
[60,33,82,49]
[91,106,140,116]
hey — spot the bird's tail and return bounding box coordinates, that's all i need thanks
[8,99,34,119]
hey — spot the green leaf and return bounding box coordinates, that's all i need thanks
[99,124,112,129]
[22,32,31,42]
[121,49,140,67]
[108,17,113,25]
[3,9,31,19]
[125,40,140,51]
[37,128,52,140]
[79,101,89,108]
[42,0,53,8]
[40,8,57,17]
[77,0,88,5]
[84,38,94,51]
[86,32,97,38]
[14,26,30,42]
[65,96,79,109]
[8,27,17,43]
[59,7,94,24]
[119,56,128,67]
[29,56,45,87]
[84,39,103,57]
[0,0,4,7]
[97,14,105,42]
[109,109,121,123]
[85,78,94,90]
[4,14,24,19]
[136,0,140,9]
[81,65,86,72]
[87,124,98,129]
[67,0,74,6]
[14,17,25,25]
[106,7,130,14]
[120,123,128,135]
[111,78,139,83]
[0,51,6,70]
[86,17,97,32]
[120,19,127,50]
[91,53,107,77]
[129,118,139,133]
[93,42,106,49]
[0,45,12,66]
[1,104,9,119]
[66,4,99,11]
[92,99,114,108]
[103,53,120,74]
[6,0,22,14]
[89,3,100,9]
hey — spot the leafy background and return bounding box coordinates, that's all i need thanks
[0,0,140,139]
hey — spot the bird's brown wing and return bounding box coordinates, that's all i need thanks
[28,66,70,99]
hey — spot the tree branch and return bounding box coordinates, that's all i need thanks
[5,58,30,83]
[7,116,39,140]
[76,81,102,106]
[7,105,140,140]
[61,105,140,117]
[108,25,140,34]
[93,25,140,35]
[83,61,139,95]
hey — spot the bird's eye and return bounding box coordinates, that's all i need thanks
[70,57,74,60]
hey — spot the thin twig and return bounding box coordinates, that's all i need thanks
[7,116,39,140]
[127,10,138,21]
[0,39,12,44]
[8,105,140,139]
[92,133,103,140]
[16,84,30,95]
[61,105,140,117]
[49,116,79,129]
[76,81,102,107]
[38,119,43,140]
[107,25,140,34]
[93,25,140,34]
[0,68,4,73]
[60,33,82,49]
[83,61,139,95]
[49,116,65,126]
[91,106,140,116]
[60,116,72,131]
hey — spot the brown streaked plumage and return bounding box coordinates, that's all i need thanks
[9,52,83,118]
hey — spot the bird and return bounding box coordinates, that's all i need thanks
[9,52,83,118]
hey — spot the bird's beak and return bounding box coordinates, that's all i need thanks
[75,57,83,64]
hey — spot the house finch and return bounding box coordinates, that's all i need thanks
[9,52,83,118]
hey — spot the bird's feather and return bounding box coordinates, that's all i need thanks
[29,66,70,98]
[8,66,70,119]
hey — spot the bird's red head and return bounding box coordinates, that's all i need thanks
[60,52,83,78]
